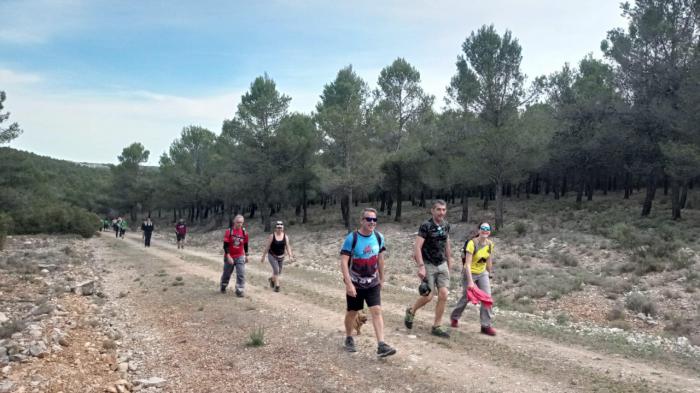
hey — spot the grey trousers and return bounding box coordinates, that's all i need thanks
[450,271,493,327]
[221,256,246,292]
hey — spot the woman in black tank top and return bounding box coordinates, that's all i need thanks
[260,221,294,292]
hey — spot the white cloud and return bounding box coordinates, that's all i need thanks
[0,68,43,85]
[8,86,242,165]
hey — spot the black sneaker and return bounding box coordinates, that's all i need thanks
[377,342,396,358]
[235,290,244,297]
[268,277,275,288]
[404,308,414,329]
[274,286,280,293]
[431,325,450,338]
[343,336,356,353]
[220,286,226,294]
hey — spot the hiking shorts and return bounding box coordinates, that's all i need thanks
[425,262,450,294]
[176,233,186,241]
[347,284,381,311]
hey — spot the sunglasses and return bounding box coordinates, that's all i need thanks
[364,217,378,222]
[480,226,491,231]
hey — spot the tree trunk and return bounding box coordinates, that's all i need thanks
[302,185,309,224]
[495,181,504,230]
[341,192,351,231]
[561,176,568,197]
[641,171,657,217]
[419,188,426,208]
[387,194,393,217]
[576,178,584,208]
[261,201,271,232]
[249,203,256,219]
[461,193,468,222]
[680,182,688,210]
[663,174,669,196]
[671,179,681,220]
[380,191,386,212]
[394,167,403,222]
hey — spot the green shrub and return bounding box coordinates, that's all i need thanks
[9,202,99,238]
[514,221,527,237]
[606,303,625,321]
[625,292,657,316]
[664,315,694,336]
[247,325,265,347]
[0,212,12,250]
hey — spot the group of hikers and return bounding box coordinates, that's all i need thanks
[100,216,128,239]
[215,199,495,359]
[340,200,495,358]
[101,216,188,249]
[109,199,494,359]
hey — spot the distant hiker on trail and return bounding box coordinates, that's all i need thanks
[113,217,120,238]
[141,217,155,248]
[450,222,496,335]
[175,219,187,249]
[260,220,294,292]
[221,215,249,297]
[340,208,396,358]
[404,199,453,338]
[119,219,127,239]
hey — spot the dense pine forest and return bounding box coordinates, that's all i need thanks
[1,0,699,237]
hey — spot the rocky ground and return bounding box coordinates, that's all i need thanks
[1,201,700,392]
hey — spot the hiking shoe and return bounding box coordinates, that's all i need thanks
[481,326,496,336]
[235,290,244,298]
[344,337,357,353]
[404,308,415,329]
[431,325,450,338]
[377,342,396,358]
[220,286,226,294]
[274,286,280,293]
[450,319,459,328]
[268,277,275,288]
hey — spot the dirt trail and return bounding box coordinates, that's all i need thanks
[116,234,700,392]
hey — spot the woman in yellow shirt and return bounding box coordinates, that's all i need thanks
[450,222,496,335]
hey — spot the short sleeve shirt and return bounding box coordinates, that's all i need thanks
[418,218,450,265]
[340,231,386,289]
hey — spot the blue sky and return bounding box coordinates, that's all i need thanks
[1,0,627,165]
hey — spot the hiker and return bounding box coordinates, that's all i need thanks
[404,200,453,338]
[141,217,155,247]
[113,217,120,238]
[221,215,249,297]
[260,220,294,292]
[175,219,187,249]
[119,218,127,238]
[450,222,496,335]
[340,208,396,358]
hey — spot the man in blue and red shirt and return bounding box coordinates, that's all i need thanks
[221,215,249,297]
[339,208,396,358]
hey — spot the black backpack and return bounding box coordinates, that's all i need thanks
[349,230,383,265]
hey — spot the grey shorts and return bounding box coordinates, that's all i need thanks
[425,262,450,293]
[267,253,284,275]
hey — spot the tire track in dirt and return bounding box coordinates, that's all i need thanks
[120,234,700,392]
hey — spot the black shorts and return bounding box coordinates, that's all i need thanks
[346,284,381,311]
[176,234,186,241]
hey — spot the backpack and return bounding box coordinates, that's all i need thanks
[349,230,383,265]
[226,226,247,243]
[461,238,492,265]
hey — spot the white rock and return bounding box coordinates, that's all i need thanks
[0,313,8,324]
[135,377,166,388]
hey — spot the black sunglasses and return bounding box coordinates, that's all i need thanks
[364,217,378,222]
